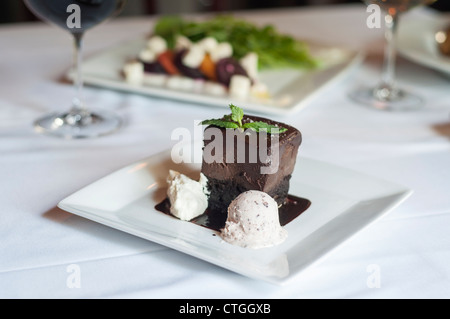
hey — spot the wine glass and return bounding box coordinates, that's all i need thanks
[24,0,127,138]
[350,0,436,111]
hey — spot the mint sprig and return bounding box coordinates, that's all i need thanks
[201,119,239,129]
[231,104,244,127]
[200,104,288,134]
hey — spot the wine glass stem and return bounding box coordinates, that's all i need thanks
[72,32,85,112]
[64,32,93,126]
[64,31,94,127]
[380,13,399,91]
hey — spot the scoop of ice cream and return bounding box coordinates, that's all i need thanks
[220,191,288,249]
[167,170,209,221]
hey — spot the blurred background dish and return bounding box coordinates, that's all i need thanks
[436,24,450,56]
[75,36,362,115]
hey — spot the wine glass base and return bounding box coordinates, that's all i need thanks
[349,87,423,111]
[34,110,122,139]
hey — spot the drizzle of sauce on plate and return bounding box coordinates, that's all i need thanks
[155,195,311,231]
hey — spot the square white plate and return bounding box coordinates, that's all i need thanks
[76,38,364,115]
[58,142,412,285]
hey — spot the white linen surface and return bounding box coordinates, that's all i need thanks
[1,4,450,298]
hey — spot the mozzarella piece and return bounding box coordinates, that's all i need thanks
[123,61,144,85]
[204,81,227,96]
[166,76,185,90]
[198,37,218,54]
[182,44,206,69]
[143,73,168,87]
[250,82,270,99]
[147,36,167,55]
[166,170,209,221]
[175,35,192,50]
[210,42,233,62]
[139,49,157,63]
[167,76,196,91]
[178,77,196,91]
[240,52,259,80]
[229,75,251,99]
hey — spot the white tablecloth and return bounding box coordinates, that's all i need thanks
[1,4,450,299]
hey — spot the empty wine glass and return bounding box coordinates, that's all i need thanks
[24,0,127,138]
[350,0,436,111]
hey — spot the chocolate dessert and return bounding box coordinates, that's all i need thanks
[201,107,302,218]
[156,104,310,234]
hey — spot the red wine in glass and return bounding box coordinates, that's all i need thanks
[24,0,127,138]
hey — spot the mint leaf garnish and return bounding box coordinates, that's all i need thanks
[200,119,239,129]
[243,121,288,134]
[200,104,287,134]
[230,104,244,127]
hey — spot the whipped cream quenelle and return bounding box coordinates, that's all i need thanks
[220,191,288,249]
[166,170,210,221]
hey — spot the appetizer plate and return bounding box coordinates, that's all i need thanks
[75,38,364,115]
[398,13,450,76]
[58,142,412,285]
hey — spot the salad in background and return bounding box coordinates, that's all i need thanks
[123,16,318,101]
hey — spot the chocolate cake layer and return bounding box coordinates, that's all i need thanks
[201,115,302,215]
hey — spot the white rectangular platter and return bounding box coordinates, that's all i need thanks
[77,38,364,115]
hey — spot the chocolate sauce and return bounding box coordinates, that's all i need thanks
[155,195,311,232]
